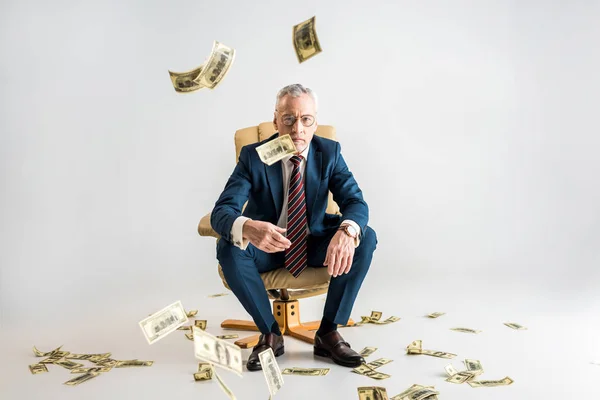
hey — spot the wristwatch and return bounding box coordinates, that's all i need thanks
[339,223,358,239]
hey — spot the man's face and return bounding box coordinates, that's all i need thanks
[273,93,318,154]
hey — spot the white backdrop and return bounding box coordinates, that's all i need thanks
[2,0,600,331]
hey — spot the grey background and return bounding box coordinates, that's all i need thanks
[1,0,599,399]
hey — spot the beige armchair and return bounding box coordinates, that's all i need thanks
[197,122,354,349]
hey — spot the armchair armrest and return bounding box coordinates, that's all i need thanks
[198,211,221,239]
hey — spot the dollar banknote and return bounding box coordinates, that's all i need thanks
[467,376,514,388]
[352,362,391,380]
[292,16,322,63]
[193,326,242,376]
[176,323,195,334]
[193,41,235,89]
[208,293,229,298]
[403,387,440,400]
[450,327,482,334]
[90,356,116,365]
[421,350,456,359]
[373,316,400,325]
[39,353,70,364]
[64,372,100,386]
[194,363,213,381]
[445,367,480,383]
[464,359,484,373]
[369,358,394,368]
[445,360,495,385]
[256,134,297,166]
[406,340,424,354]
[185,332,194,341]
[504,322,527,330]
[353,364,379,375]
[445,371,477,384]
[445,364,459,377]
[168,66,205,93]
[357,311,382,324]
[357,311,399,325]
[419,350,456,359]
[259,348,284,396]
[406,340,456,359]
[86,354,111,362]
[70,366,112,374]
[216,334,239,340]
[186,310,199,318]
[65,353,111,360]
[32,345,63,357]
[139,300,188,344]
[193,371,212,381]
[369,311,383,321]
[54,359,84,370]
[195,320,207,330]
[94,359,118,368]
[115,360,153,368]
[213,368,237,399]
[353,358,393,375]
[391,384,438,400]
[427,312,445,318]
[281,367,330,376]
[352,317,368,327]
[357,386,389,400]
[29,363,48,374]
[359,347,378,357]
[361,370,391,380]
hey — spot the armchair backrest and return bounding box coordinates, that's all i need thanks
[234,122,340,215]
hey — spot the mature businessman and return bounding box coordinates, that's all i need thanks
[211,84,378,371]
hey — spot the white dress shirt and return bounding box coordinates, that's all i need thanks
[231,143,361,250]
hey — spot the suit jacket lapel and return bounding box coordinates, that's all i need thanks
[263,133,283,220]
[304,144,321,225]
[266,160,284,221]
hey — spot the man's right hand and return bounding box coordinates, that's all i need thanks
[243,220,291,253]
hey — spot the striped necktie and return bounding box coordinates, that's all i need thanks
[285,155,308,278]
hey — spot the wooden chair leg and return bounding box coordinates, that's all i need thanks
[221,298,355,348]
[234,333,261,349]
[288,327,315,344]
[280,299,316,343]
[301,320,321,331]
[287,318,355,331]
[221,319,260,331]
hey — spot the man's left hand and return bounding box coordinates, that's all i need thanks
[323,230,355,277]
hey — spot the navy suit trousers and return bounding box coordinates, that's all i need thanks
[216,226,378,334]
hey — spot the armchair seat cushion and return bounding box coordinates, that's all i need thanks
[218,264,330,300]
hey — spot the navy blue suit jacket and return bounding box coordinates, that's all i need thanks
[211,133,369,244]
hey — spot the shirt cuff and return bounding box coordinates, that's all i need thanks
[341,219,361,248]
[231,216,251,250]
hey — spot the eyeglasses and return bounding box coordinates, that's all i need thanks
[277,112,316,127]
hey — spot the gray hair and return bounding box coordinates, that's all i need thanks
[275,84,318,111]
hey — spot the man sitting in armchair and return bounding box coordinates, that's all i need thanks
[210,83,378,371]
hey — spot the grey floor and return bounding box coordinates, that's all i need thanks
[1,275,599,400]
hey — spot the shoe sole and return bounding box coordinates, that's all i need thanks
[313,346,363,368]
[246,346,285,371]
[274,346,285,357]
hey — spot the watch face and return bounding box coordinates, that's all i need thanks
[346,225,357,236]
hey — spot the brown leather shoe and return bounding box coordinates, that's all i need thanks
[246,333,284,371]
[314,330,365,367]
